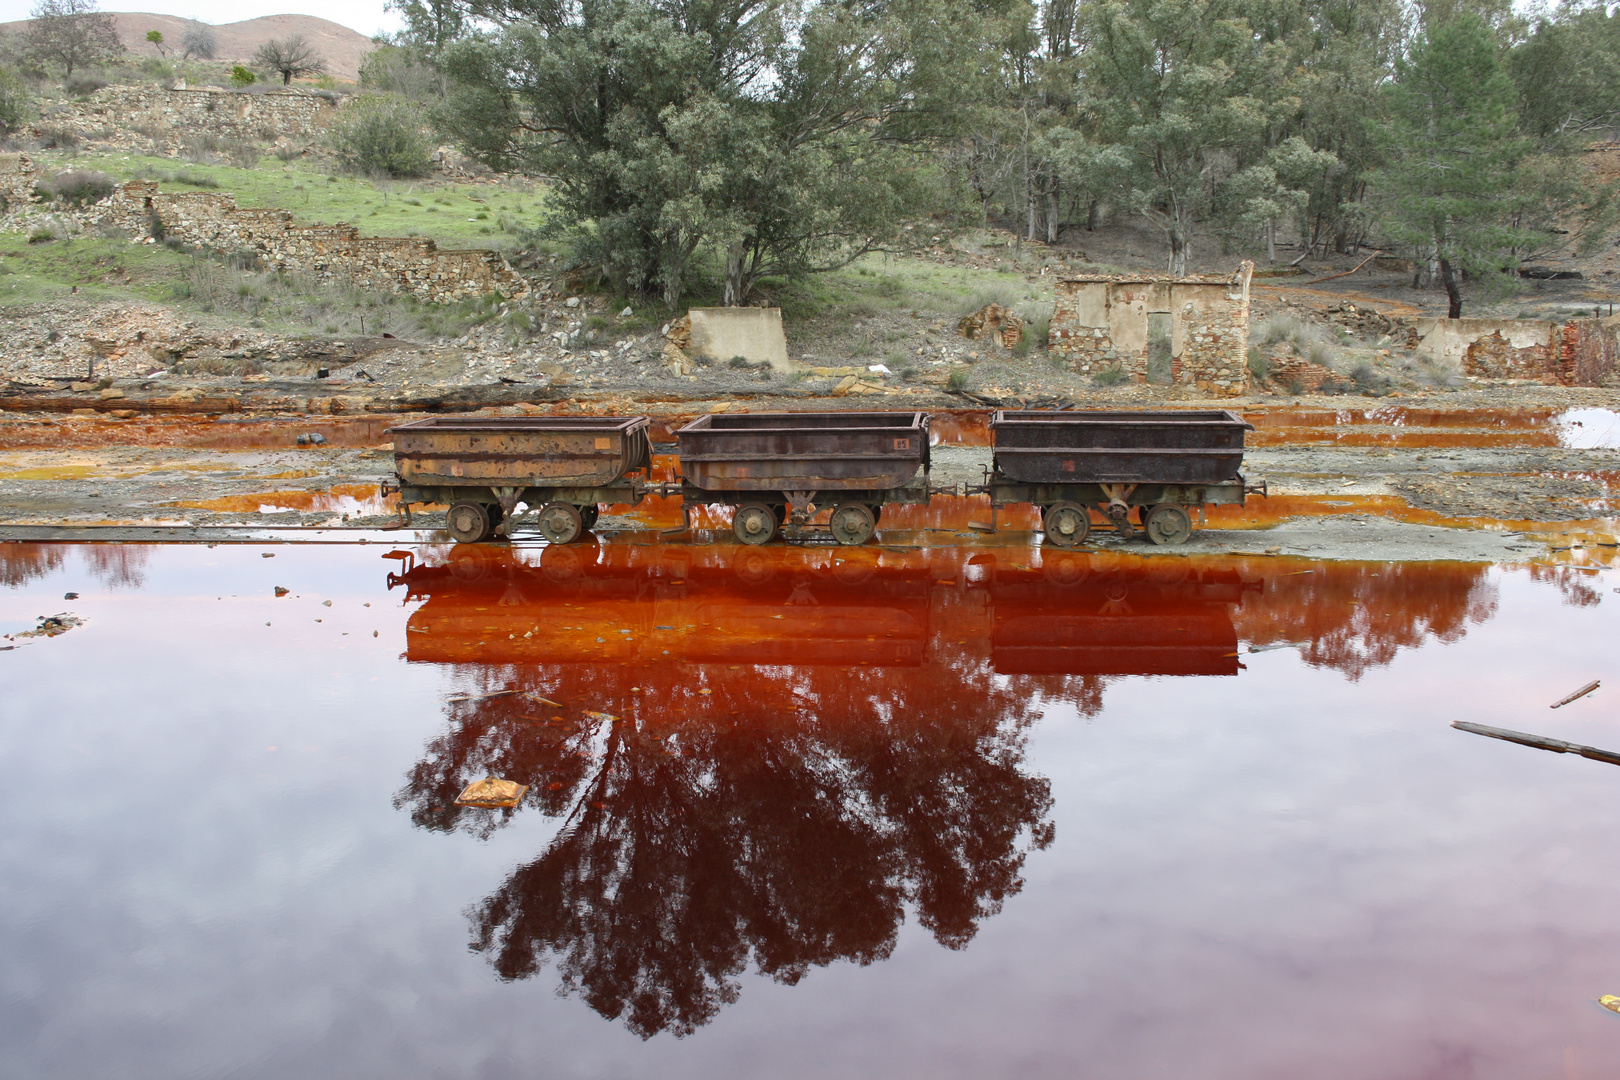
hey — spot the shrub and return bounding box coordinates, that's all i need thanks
[230,65,256,87]
[946,368,969,391]
[64,77,106,97]
[1246,346,1270,382]
[223,139,260,169]
[1091,363,1128,387]
[0,66,30,135]
[274,144,302,162]
[328,93,432,178]
[180,132,221,162]
[35,168,114,206]
[35,124,77,149]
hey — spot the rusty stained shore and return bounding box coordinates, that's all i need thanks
[2,405,1617,453]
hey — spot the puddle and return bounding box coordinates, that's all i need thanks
[174,483,399,516]
[7,541,1620,1075]
[1245,406,1620,449]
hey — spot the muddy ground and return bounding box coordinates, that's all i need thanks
[3,385,1618,564]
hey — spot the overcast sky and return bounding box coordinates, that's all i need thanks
[0,1,404,37]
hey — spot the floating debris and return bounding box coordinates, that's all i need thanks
[1601,995,1620,1015]
[584,710,618,722]
[274,586,290,597]
[16,613,83,639]
[1453,721,1620,767]
[1550,680,1600,709]
[454,777,529,809]
[443,689,519,704]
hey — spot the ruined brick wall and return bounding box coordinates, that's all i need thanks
[1461,329,1556,379]
[1049,262,1253,396]
[1265,357,1340,393]
[40,85,334,150]
[1560,318,1620,386]
[91,180,527,302]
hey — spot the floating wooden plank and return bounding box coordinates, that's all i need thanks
[1551,680,1600,709]
[1453,721,1620,767]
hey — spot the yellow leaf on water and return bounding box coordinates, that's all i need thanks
[1600,995,1620,1014]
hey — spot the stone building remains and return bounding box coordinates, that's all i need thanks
[1048,262,1253,395]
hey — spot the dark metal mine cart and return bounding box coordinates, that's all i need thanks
[674,411,932,545]
[385,415,653,544]
[984,409,1262,547]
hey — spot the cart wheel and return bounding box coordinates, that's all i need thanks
[830,549,878,584]
[829,503,876,546]
[446,501,492,545]
[733,502,778,545]
[1043,552,1090,586]
[733,547,778,585]
[541,542,592,583]
[1042,501,1091,547]
[578,504,600,530]
[537,502,584,544]
[448,545,491,581]
[1145,503,1193,546]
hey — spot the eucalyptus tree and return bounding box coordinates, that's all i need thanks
[440,0,989,307]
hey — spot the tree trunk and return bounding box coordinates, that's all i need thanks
[1086,199,1101,231]
[1167,218,1190,277]
[1045,185,1059,245]
[1026,173,1037,242]
[1438,257,1463,318]
[723,245,747,307]
[1266,219,1276,265]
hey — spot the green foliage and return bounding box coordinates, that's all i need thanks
[1246,346,1270,381]
[359,42,440,100]
[0,66,31,134]
[1367,12,1601,315]
[439,0,988,308]
[24,0,122,78]
[328,93,433,178]
[946,367,970,390]
[229,64,255,87]
[1091,363,1128,387]
[1511,5,1620,138]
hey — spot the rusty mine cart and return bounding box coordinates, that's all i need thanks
[982,409,1262,546]
[674,411,932,546]
[385,415,653,544]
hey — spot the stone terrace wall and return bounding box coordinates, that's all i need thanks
[1049,262,1253,396]
[40,85,334,149]
[96,181,527,302]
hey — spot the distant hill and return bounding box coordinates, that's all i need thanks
[0,13,375,81]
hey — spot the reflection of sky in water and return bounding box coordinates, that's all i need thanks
[4,542,1620,1078]
[1556,408,1620,449]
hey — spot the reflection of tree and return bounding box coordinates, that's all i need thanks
[1528,563,1602,608]
[1232,561,1497,681]
[0,543,67,586]
[396,644,1054,1038]
[390,545,1495,1035]
[79,544,151,590]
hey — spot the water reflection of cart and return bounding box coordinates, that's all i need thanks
[386,546,1252,678]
